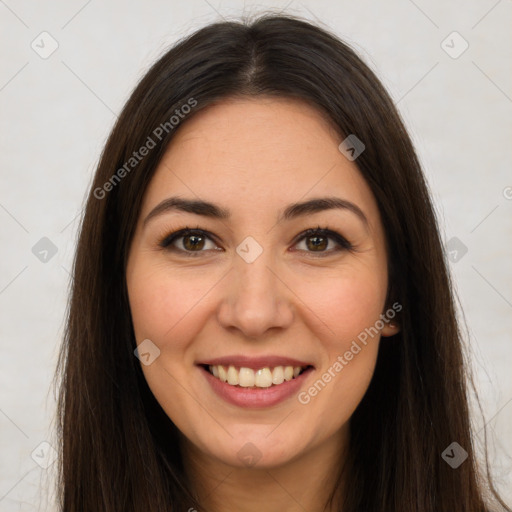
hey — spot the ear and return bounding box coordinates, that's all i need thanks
[382,280,401,337]
[380,320,400,337]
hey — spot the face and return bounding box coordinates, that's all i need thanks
[126,96,399,471]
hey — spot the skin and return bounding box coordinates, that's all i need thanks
[126,97,400,512]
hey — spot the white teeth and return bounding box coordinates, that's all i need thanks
[239,367,254,387]
[218,365,227,382]
[255,368,273,388]
[227,365,239,385]
[207,364,307,388]
[284,366,294,381]
[272,366,284,385]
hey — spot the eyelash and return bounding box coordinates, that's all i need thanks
[158,225,354,258]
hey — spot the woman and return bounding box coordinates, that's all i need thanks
[54,13,511,512]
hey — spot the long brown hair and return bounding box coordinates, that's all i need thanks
[54,13,511,511]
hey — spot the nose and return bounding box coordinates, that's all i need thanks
[217,251,294,339]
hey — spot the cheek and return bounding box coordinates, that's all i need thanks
[127,267,209,416]
[128,265,210,345]
[293,271,385,415]
[295,269,387,342]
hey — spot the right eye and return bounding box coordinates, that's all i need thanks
[159,227,221,257]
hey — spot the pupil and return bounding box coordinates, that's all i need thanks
[308,236,327,251]
[184,234,204,250]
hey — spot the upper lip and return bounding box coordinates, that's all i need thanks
[197,355,314,370]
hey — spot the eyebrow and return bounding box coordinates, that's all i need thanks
[143,196,369,229]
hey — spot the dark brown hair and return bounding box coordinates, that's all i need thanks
[54,13,511,512]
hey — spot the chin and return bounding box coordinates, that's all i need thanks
[202,430,307,470]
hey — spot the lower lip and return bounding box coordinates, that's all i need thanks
[199,365,314,409]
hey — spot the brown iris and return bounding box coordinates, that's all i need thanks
[182,233,206,251]
[306,234,328,251]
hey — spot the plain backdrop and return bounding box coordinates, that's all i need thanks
[1,0,511,509]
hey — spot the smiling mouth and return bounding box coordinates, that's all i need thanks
[200,364,313,388]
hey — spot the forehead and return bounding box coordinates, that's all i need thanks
[141,97,380,229]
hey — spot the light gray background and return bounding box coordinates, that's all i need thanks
[1,0,511,509]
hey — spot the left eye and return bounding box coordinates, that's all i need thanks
[293,228,350,253]
[159,227,353,257]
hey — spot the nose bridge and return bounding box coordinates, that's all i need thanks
[217,241,293,338]
[236,248,276,301]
